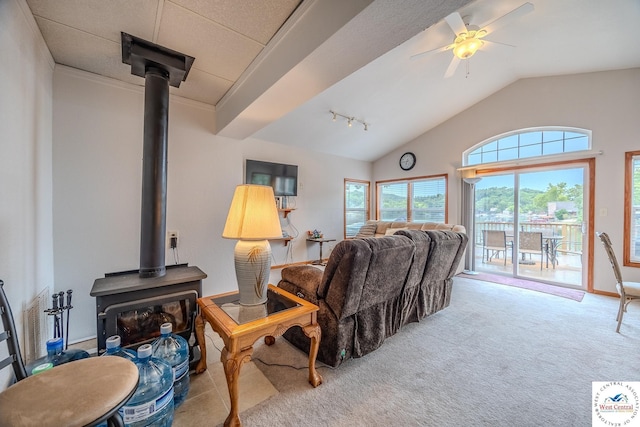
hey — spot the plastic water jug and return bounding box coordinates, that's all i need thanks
[26,337,90,375]
[152,322,190,408]
[101,335,136,361]
[119,344,174,427]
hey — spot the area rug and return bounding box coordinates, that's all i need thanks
[459,272,585,302]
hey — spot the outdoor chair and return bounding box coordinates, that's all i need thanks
[596,232,640,333]
[482,230,510,265]
[519,231,544,270]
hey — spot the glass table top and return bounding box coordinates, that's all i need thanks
[211,288,300,325]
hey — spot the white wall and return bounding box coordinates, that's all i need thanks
[52,66,371,342]
[374,68,640,293]
[0,0,54,387]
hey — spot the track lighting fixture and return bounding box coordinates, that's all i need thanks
[329,110,369,131]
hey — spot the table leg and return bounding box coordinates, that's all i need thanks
[221,346,253,427]
[302,324,323,387]
[545,241,549,269]
[312,241,324,265]
[195,313,207,374]
[549,241,558,268]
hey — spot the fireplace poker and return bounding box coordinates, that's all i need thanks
[65,290,72,350]
[50,294,60,338]
[58,292,65,347]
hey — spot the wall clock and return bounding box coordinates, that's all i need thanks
[399,152,416,171]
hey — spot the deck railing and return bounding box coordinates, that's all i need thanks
[476,222,583,253]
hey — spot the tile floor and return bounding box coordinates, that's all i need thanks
[69,323,277,426]
[173,324,277,426]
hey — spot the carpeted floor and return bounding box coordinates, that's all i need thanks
[235,276,638,427]
[459,272,585,301]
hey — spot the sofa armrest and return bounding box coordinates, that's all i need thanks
[278,265,324,304]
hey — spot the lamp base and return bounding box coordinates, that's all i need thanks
[233,239,272,306]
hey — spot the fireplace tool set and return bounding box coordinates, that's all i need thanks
[45,290,73,349]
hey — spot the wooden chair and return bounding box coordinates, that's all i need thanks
[596,232,640,333]
[0,280,28,382]
[0,280,139,426]
[482,230,510,265]
[519,231,544,270]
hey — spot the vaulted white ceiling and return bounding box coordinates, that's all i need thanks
[26,0,640,161]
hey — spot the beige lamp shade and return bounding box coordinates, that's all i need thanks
[223,184,282,305]
[222,184,282,240]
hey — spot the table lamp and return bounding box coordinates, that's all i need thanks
[222,184,282,305]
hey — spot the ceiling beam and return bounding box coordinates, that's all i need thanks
[215,0,473,140]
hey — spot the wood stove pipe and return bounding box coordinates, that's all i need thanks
[121,33,194,278]
[139,67,169,278]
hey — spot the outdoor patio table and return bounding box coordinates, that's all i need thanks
[505,233,563,268]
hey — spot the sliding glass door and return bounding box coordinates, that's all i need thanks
[475,164,587,288]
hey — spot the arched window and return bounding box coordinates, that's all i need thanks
[463,127,591,167]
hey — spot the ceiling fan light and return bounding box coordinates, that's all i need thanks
[453,37,483,59]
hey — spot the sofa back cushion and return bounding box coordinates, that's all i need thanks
[393,230,431,288]
[424,230,469,280]
[392,230,432,322]
[384,227,408,235]
[320,235,416,320]
[318,239,372,320]
[356,235,416,313]
[365,221,466,238]
[420,222,466,233]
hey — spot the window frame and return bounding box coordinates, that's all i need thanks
[463,127,592,167]
[624,150,640,267]
[344,179,371,239]
[375,174,448,223]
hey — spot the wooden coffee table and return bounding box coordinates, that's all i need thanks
[195,284,323,427]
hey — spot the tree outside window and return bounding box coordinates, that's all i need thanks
[376,175,447,223]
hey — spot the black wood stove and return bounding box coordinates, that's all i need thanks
[90,34,206,362]
[91,264,205,356]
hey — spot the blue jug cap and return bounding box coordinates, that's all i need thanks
[106,335,121,349]
[46,337,63,352]
[137,343,152,359]
[160,322,173,335]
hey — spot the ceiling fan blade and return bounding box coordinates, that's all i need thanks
[444,11,467,36]
[444,56,461,78]
[481,2,534,36]
[410,43,454,60]
[481,39,516,51]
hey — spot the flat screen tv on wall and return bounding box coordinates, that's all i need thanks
[245,159,298,196]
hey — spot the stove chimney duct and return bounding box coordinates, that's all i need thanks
[121,33,195,278]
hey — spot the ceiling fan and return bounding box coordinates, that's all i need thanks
[411,2,534,78]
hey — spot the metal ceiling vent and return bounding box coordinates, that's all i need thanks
[121,32,195,278]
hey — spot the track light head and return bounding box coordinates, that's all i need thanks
[328,110,368,132]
